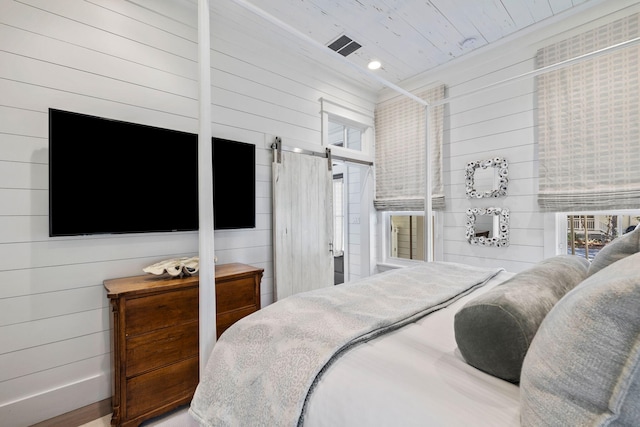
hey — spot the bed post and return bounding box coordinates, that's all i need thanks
[198,0,216,374]
[424,105,434,262]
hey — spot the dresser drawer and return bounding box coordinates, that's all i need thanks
[216,276,257,313]
[126,356,199,419]
[216,306,258,337]
[125,287,198,336]
[126,320,198,378]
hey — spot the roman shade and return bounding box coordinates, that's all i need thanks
[536,13,640,212]
[374,84,445,211]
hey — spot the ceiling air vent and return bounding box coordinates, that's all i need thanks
[327,35,362,57]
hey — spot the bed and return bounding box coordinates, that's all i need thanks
[189,225,640,427]
[301,267,519,427]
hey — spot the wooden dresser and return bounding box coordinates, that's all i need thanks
[104,263,263,427]
[214,263,263,338]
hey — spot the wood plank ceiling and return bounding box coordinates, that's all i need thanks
[212,0,597,90]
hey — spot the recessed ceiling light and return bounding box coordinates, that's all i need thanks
[368,60,381,70]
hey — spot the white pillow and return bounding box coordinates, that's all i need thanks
[587,225,640,276]
[520,252,640,426]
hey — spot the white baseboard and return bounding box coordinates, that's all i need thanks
[0,373,111,427]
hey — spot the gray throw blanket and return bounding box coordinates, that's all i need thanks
[190,262,503,427]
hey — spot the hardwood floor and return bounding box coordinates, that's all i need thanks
[30,399,111,427]
[32,400,197,427]
[76,406,197,427]
[78,414,111,427]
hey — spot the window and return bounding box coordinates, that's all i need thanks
[374,85,445,264]
[389,214,425,261]
[328,121,362,151]
[538,15,640,260]
[382,211,439,265]
[559,211,640,260]
[320,98,374,160]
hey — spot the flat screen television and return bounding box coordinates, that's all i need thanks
[49,109,256,236]
[212,137,256,230]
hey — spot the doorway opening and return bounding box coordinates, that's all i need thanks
[332,160,370,284]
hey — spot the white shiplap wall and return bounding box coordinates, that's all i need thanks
[442,56,541,273]
[379,0,640,273]
[0,0,376,425]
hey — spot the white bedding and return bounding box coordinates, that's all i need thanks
[190,263,509,427]
[303,270,520,427]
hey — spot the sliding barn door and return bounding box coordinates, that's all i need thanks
[273,149,334,300]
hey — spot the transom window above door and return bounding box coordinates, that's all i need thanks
[320,97,374,163]
[328,121,362,151]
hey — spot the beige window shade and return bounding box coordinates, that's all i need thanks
[537,13,640,212]
[374,85,446,211]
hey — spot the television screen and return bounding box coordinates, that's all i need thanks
[212,138,256,229]
[49,109,199,236]
[49,109,256,236]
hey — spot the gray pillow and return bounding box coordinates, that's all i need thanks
[454,255,590,383]
[588,224,640,276]
[520,252,640,427]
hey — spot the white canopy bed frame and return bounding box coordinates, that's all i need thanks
[192,2,640,426]
[195,0,640,364]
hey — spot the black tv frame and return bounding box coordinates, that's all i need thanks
[48,109,256,236]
